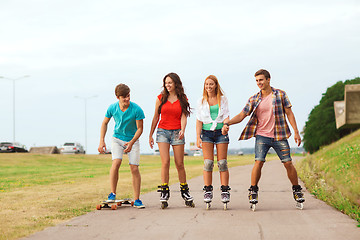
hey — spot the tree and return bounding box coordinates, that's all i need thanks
[303,77,360,153]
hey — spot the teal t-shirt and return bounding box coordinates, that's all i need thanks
[105,101,145,142]
[202,104,223,130]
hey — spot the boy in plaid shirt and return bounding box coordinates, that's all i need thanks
[222,69,305,208]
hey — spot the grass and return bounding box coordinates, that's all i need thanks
[0,153,268,240]
[296,129,360,224]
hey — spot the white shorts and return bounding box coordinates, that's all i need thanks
[111,137,140,166]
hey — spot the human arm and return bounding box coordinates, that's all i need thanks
[285,107,301,146]
[178,113,187,140]
[98,117,111,153]
[149,98,161,149]
[222,111,247,135]
[196,119,203,149]
[124,119,144,153]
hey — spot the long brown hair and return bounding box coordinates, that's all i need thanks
[202,75,224,107]
[158,72,191,117]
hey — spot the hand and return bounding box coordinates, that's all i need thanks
[196,138,202,149]
[149,136,154,149]
[222,125,229,135]
[178,130,185,140]
[294,132,302,147]
[124,142,133,153]
[98,142,106,154]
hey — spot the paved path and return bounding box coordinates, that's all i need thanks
[25,158,360,240]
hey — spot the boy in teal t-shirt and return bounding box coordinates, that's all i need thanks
[98,83,145,208]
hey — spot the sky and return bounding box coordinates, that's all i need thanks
[0,0,359,154]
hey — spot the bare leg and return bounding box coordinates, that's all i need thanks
[251,160,264,186]
[158,142,171,183]
[173,144,186,183]
[202,142,214,186]
[216,143,229,186]
[130,164,141,200]
[283,161,299,185]
[110,159,122,194]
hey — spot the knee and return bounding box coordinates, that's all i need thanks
[175,160,185,170]
[162,160,170,169]
[283,161,294,169]
[130,165,140,174]
[254,160,264,168]
[204,159,214,172]
[112,159,122,168]
[217,159,228,172]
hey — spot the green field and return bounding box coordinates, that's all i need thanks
[296,129,360,225]
[0,153,261,240]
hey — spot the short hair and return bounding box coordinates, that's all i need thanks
[115,84,130,97]
[254,69,271,79]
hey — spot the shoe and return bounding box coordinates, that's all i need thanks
[221,185,231,203]
[292,185,305,203]
[134,199,145,209]
[158,184,170,202]
[248,185,258,204]
[180,183,194,202]
[203,185,213,203]
[106,192,116,202]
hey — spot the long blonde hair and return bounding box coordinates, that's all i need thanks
[202,75,224,107]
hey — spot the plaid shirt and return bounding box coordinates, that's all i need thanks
[239,87,292,141]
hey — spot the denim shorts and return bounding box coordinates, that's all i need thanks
[111,137,140,165]
[156,128,185,145]
[255,135,292,163]
[201,129,229,144]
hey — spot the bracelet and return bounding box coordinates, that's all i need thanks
[224,122,230,126]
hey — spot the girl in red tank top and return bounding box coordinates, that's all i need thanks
[149,73,195,208]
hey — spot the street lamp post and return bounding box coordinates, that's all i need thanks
[75,95,97,153]
[0,75,30,142]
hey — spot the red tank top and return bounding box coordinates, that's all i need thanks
[157,94,182,130]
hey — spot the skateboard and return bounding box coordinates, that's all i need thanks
[96,198,134,210]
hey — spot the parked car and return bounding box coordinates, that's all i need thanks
[237,151,244,156]
[0,142,28,153]
[60,142,85,154]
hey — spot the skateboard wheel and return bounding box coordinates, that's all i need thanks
[131,201,134,207]
[224,203,228,210]
[117,202,122,206]
[111,204,117,210]
[96,205,101,210]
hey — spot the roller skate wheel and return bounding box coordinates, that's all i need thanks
[185,200,195,208]
[250,203,256,212]
[296,202,304,210]
[161,202,168,209]
[206,202,211,210]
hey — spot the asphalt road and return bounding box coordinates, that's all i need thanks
[24,157,360,240]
